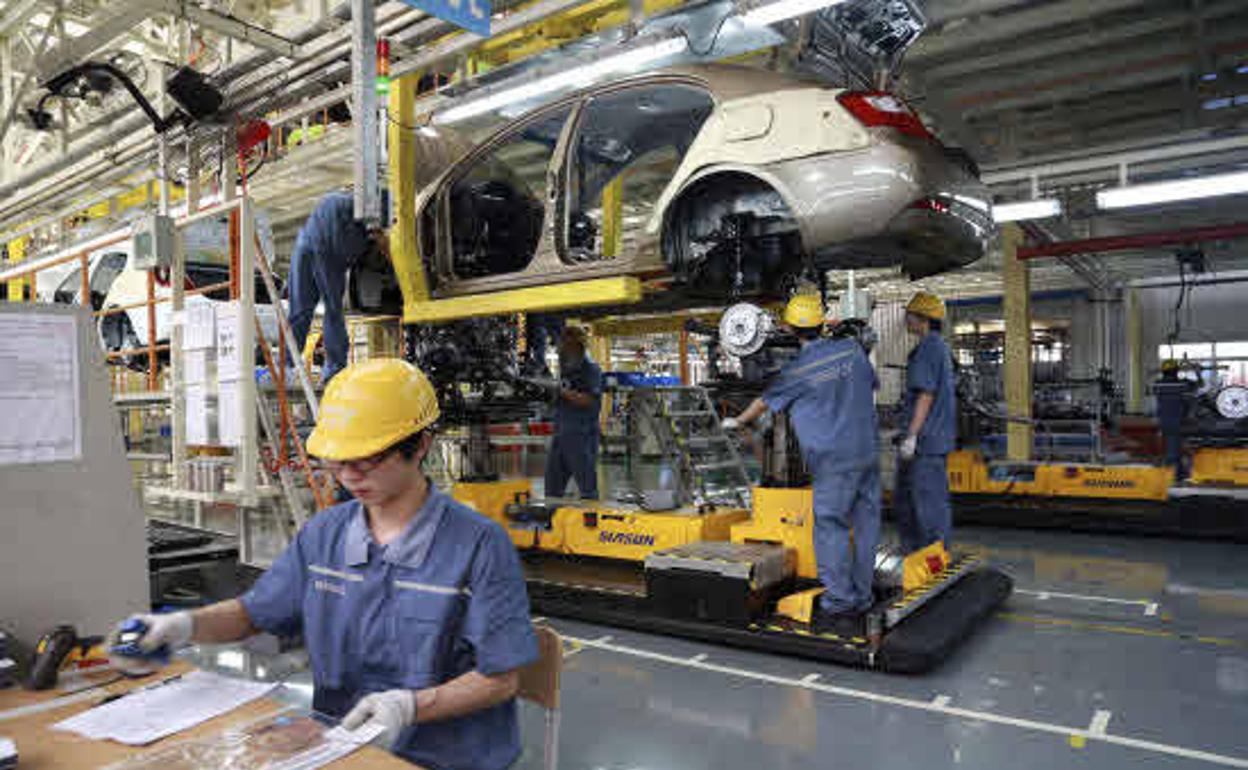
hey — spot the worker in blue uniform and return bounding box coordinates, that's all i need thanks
[544,326,603,499]
[288,191,388,384]
[724,295,881,636]
[108,359,538,770]
[1154,359,1194,478]
[895,291,957,554]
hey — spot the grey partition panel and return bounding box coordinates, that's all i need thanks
[0,303,148,649]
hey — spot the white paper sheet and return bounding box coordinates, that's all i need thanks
[0,313,80,465]
[184,298,217,351]
[185,385,211,445]
[215,302,241,382]
[218,380,241,447]
[52,670,275,746]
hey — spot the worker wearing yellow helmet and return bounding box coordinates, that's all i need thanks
[108,359,538,770]
[724,293,881,637]
[896,290,957,554]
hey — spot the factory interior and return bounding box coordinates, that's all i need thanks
[1,0,1247,768]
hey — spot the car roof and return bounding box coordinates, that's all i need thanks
[605,63,832,102]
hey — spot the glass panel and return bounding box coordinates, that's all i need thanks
[90,252,127,295]
[1215,341,1248,358]
[568,85,715,262]
[54,267,83,304]
[448,106,571,279]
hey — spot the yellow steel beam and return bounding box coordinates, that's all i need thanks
[5,236,27,301]
[589,311,719,337]
[1002,224,1033,461]
[1127,287,1143,413]
[388,74,433,306]
[404,276,643,323]
[601,175,623,259]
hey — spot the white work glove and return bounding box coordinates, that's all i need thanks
[899,434,918,461]
[106,612,194,675]
[342,689,418,748]
[721,417,741,431]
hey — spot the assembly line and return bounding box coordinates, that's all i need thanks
[1,1,1247,769]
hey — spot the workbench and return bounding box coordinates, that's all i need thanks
[0,661,416,769]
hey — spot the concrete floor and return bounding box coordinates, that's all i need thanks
[188,520,1248,769]
[508,524,1248,770]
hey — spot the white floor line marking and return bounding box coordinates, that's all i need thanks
[1090,709,1113,736]
[1015,588,1149,608]
[690,653,708,663]
[592,635,614,644]
[932,694,952,707]
[802,674,822,684]
[531,616,547,624]
[1145,603,1159,617]
[561,634,1248,769]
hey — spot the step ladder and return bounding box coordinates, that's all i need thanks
[629,386,753,509]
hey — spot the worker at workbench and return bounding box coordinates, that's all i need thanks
[108,359,538,770]
[544,326,604,499]
[288,191,389,385]
[895,291,957,554]
[722,294,880,636]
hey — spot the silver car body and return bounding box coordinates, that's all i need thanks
[415,64,991,300]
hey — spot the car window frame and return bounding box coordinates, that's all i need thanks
[558,74,717,265]
[430,98,582,282]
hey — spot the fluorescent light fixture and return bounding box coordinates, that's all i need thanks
[741,0,847,26]
[1097,170,1248,210]
[992,198,1062,223]
[435,37,687,125]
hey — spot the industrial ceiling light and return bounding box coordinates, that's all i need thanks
[992,198,1062,223]
[1097,170,1248,210]
[435,36,688,125]
[740,0,848,27]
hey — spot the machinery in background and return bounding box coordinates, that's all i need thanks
[948,358,1248,541]
[442,304,1010,673]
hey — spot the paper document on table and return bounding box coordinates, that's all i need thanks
[52,670,275,745]
[101,709,385,770]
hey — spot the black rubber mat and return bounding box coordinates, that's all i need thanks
[527,567,1013,674]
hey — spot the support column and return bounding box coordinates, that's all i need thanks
[171,135,195,489]
[601,176,623,259]
[678,327,690,385]
[1127,287,1143,413]
[350,0,379,223]
[387,75,430,313]
[1002,224,1033,461]
[237,196,258,505]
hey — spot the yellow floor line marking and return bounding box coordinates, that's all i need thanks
[997,612,1248,649]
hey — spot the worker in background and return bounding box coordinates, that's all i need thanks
[544,327,603,499]
[1154,358,1193,478]
[895,291,957,554]
[288,191,388,385]
[108,359,538,770]
[723,295,880,636]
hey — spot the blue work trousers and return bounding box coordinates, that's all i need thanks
[288,242,349,385]
[810,456,881,614]
[895,453,952,554]
[545,432,599,499]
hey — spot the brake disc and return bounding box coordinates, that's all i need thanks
[718,303,773,358]
[1215,385,1248,420]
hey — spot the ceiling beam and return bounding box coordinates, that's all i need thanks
[909,0,1151,62]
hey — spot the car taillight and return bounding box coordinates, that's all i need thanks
[837,91,931,138]
[910,197,951,214]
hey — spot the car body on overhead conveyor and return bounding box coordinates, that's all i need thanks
[411,63,992,307]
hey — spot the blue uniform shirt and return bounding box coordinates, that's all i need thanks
[903,331,957,455]
[555,358,603,437]
[763,337,878,471]
[240,489,539,770]
[292,192,373,268]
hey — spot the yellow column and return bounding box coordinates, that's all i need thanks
[601,175,623,259]
[6,237,27,301]
[388,75,432,318]
[1126,287,1143,413]
[1002,224,1033,461]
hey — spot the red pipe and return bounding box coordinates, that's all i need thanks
[1019,223,1248,260]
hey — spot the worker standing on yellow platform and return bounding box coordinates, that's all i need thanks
[724,295,880,637]
[544,327,603,499]
[108,360,538,770]
[896,291,957,554]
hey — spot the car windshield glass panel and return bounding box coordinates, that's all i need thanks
[448,106,571,279]
[54,266,84,303]
[91,252,127,295]
[568,84,714,261]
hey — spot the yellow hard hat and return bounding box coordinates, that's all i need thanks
[307,358,440,461]
[1161,358,1179,373]
[905,291,946,321]
[783,293,825,329]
